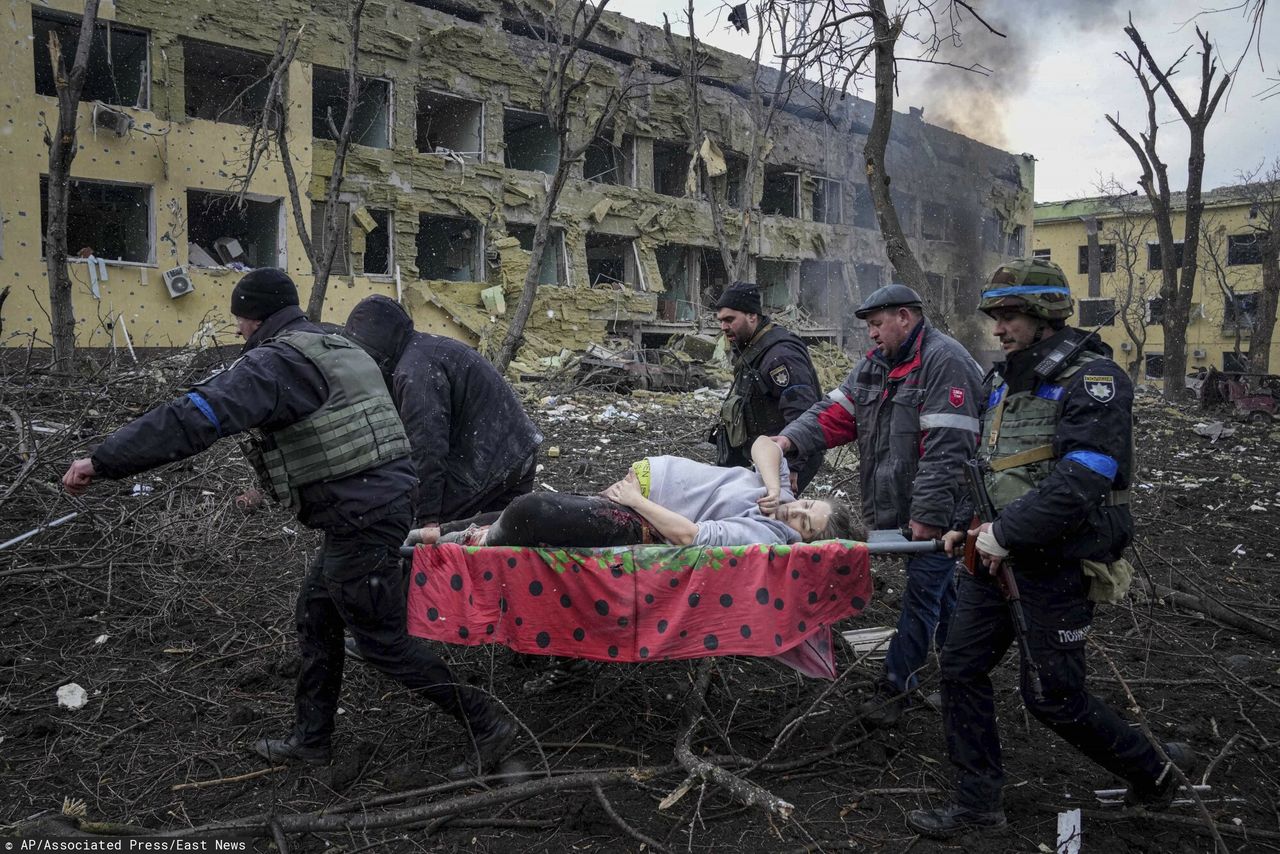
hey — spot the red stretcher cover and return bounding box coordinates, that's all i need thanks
[406,540,872,679]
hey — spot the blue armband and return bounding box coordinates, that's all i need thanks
[1063,450,1117,481]
[186,391,222,437]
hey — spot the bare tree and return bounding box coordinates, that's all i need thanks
[42,0,103,365]
[1107,21,1230,401]
[492,0,637,372]
[1238,159,1280,372]
[1201,218,1254,370]
[1097,180,1157,380]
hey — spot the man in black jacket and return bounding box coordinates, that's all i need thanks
[343,295,542,545]
[712,281,823,492]
[63,269,515,777]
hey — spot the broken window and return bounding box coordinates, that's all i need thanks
[922,202,952,241]
[39,176,151,264]
[1227,234,1262,266]
[1077,243,1117,274]
[761,167,799,218]
[586,233,640,288]
[1223,351,1250,373]
[1032,247,1051,262]
[652,140,689,197]
[852,185,877,229]
[1078,297,1116,327]
[756,258,796,309]
[417,214,482,281]
[891,189,917,237]
[1145,352,1165,379]
[853,262,883,299]
[1147,241,1185,270]
[312,67,391,148]
[1223,292,1259,331]
[504,109,558,173]
[811,177,843,225]
[981,214,1003,252]
[183,40,272,126]
[1007,225,1025,256]
[700,248,728,309]
[311,200,351,276]
[509,223,567,286]
[187,190,282,269]
[723,152,747,209]
[1146,296,1165,325]
[584,130,634,185]
[33,10,149,109]
[416,91,483,159]
[655,245,694,321]
[799,260,844,321]
[362,209,393,276]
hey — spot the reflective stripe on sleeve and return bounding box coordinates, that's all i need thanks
[828,388,857,418]
[918,412,980,432]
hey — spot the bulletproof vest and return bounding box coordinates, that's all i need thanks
[719,323,805,449]
[980,347,1129,512]
[242,331,410,509]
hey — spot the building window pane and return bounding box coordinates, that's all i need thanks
[40,177,151,264]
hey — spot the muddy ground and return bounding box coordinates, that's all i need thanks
[1,352,1278,853]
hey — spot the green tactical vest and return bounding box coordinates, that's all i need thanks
[980,348,1129,512]
[242,331,410,510]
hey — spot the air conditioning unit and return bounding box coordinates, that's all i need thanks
[94,105,135,138]
[162,266,194,299]
[1120,341,1133,352]
[1192,348,1208,359]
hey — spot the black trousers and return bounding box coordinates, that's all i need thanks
[940,560,1165,810]
[438,452,537,524]
[293,498,488,746]
[441,492,650,547]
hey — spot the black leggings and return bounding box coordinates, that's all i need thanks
[441,492,653,547]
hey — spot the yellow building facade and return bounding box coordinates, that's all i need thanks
[1034,187,1276,384]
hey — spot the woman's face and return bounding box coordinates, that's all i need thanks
[778,499,833,541]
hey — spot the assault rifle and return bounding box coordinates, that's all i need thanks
[963,459,1043,701]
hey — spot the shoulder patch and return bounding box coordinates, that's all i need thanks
[948,386,965,408]
[1083,374,1115,403]
[769,364,790,387]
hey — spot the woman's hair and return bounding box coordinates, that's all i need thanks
[811,499,862,542]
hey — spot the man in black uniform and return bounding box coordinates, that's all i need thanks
[344,295,542,545]
[62,269,515,777]
[712,281,824,492]
[907,259,1194,837]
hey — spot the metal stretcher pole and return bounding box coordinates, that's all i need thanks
[398,536,945,559]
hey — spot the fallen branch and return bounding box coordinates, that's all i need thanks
[1134,565,1280,644]
[593,783,671,853]
[171,765,288,792]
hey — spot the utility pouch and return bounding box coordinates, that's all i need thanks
[238,432,284,504]
[719,390,750,449]
[1081,557,1134,604]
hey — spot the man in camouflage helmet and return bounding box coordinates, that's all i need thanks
[907,258,1196,837]
[774,283,984,726]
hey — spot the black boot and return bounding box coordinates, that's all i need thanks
[447,700,517,780]
[253,735,331,765]
[1125,742,1199,809]
[857,681,905,728]
[906,803,1007,838]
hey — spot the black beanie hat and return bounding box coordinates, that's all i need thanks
[345,295,414,369]
[715,280,763,315]
[230,268,299,320]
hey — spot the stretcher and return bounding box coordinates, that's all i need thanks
[402,536,943,679]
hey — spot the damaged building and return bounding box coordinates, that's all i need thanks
[0,0,1034,367]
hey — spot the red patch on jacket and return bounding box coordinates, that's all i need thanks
[948,387,965,408]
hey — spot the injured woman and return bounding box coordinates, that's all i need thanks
[414,436,858,548]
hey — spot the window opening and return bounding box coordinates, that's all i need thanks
[187,190,282,269]
[417,214,482,281]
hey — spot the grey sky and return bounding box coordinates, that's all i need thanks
[610,0,1276,202]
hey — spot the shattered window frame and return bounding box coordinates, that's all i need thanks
[652,140,691,197]
[1146,296,1165,325]
[416,213,485,282]
[39,175,154,266]
[655,244,696,322]
[1223,350,1250,373]
[1078,297,1116,327]
[503,108,559,173]
[761,166,800,218]
[311,200,352,277]
[1077,243,1117,274]
[311,66,393,149]
[182,39,273,127]
[1227,234,1262,266]
[1032,247,1051,262]
[851,185,877,230]
[31,9,151,110]
[362,208,394,278]
[1007,224,1025,256]
[584,129,635,186]
[799,259,845,322]
[755,257,797,309]
[186,189,286,271]
[585,232,644,290]
[416,89,485,160]
[811,177,843,225]
[1144,352,1165,379]
[1222,291,1259,331]
[510,223,569,286]
[1147,240,1185,270]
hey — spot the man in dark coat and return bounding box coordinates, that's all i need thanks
[343,295,542,545]
[712,281,824,492]
[63,269,515,777]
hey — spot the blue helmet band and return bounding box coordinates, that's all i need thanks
[981,285,1071,299]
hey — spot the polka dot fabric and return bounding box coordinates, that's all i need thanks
[406,541,872,678]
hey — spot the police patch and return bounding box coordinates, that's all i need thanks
[1083,374,1115,403]
[948,386,965,408]
[770,365,790,387]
